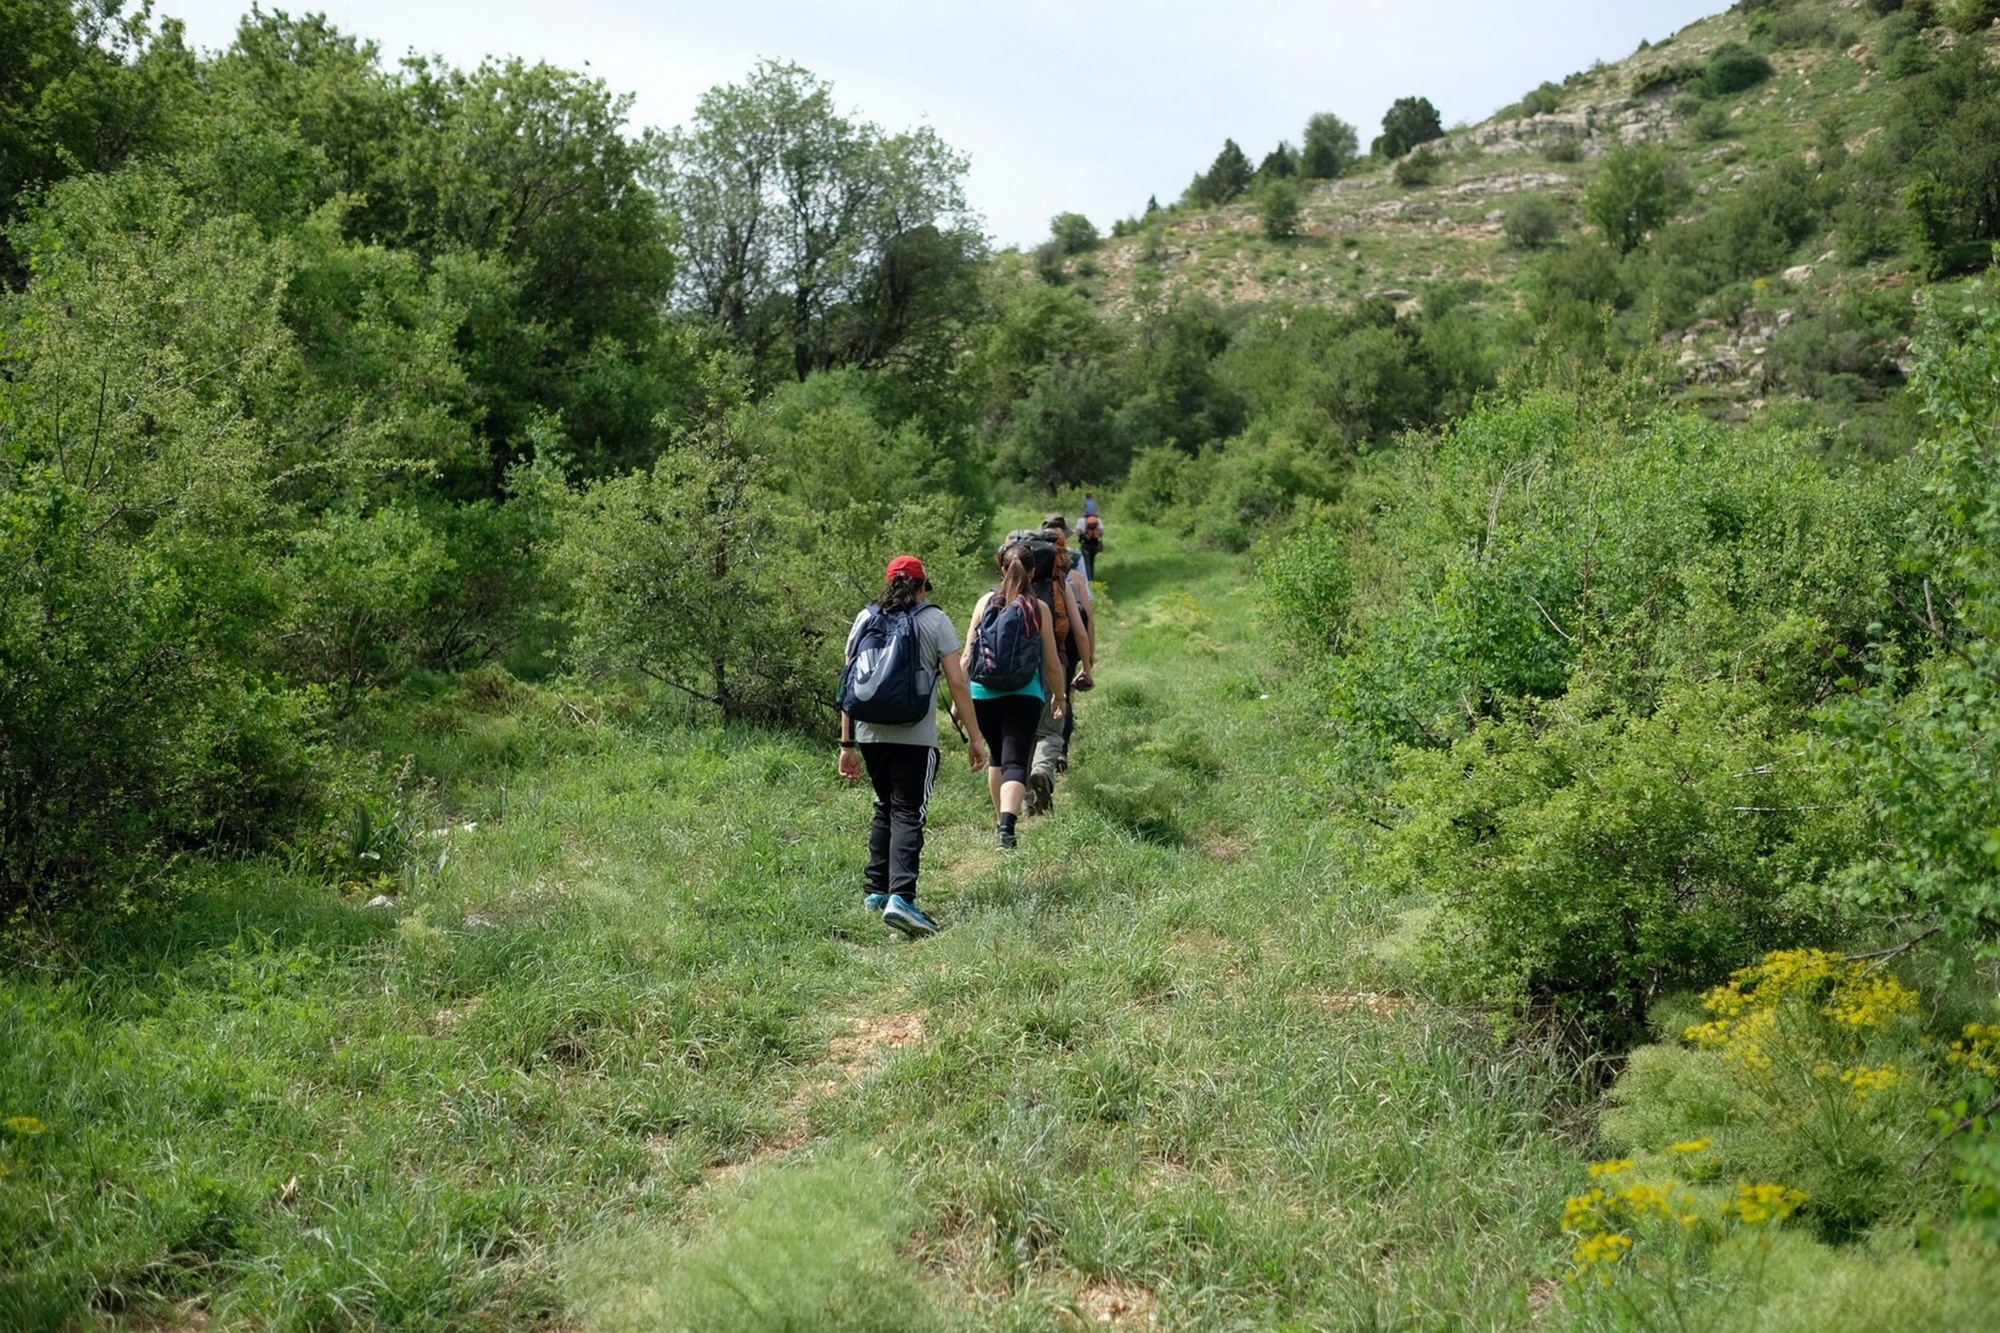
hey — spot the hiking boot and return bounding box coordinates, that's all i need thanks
[882,894,939,939]
[997,823,1018,851]
[1027,769,1053,815]
[863,892,888,915]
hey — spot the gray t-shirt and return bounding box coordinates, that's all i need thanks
[844,602,961,748]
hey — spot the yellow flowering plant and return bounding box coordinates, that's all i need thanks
[1559,1146,1811,1327]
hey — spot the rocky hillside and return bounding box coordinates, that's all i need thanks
[1049,0,1993,433]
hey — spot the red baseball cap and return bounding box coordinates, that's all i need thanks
[885,555,928,585]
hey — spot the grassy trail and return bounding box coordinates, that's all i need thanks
[2,523,1581,1330]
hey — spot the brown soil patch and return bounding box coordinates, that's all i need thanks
[827,1010,926,1068]
[695,1010,928,1183]
[1301,990,1414,1018]
[1527,1277,1563,1323]
[1073,1281,1159,1326]
[1202,835,1250,863]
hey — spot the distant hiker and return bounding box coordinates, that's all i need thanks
[838,555,988,938]
[1078,498,1104,582]
[964,545,1065,849]
[1036,515,1095,785]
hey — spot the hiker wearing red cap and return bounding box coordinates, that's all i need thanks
[837,555,987,939]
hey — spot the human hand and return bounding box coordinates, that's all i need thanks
[1074,670,1094,691]
[1050,700,1064,720]
[967,737,989,772]
[837,746,861,781]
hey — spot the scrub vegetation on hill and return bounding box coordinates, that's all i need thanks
[6,0,2000,1328]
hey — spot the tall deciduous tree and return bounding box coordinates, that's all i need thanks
[656,61,983,383]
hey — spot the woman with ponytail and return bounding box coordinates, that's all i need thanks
[962,546,1064,850]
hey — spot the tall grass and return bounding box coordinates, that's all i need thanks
[3,519,1590,1329]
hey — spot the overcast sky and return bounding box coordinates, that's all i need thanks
[161,1,1721,248]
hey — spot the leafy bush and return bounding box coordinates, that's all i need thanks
[1701,43,1775,98]
[554,373,976,725]
[1502,194,1563,250]
[1385,683,1857,1041]
[1049,211,1100,255]
[1258,177,1302,240]
[1272,394,1920,764]
[1584,144,1690,253]
[1831,279,2000,949]
[1391,146,1440,188]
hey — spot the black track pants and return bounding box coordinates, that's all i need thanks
[860,743,939,903]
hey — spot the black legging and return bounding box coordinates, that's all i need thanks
[974,693,1044,786]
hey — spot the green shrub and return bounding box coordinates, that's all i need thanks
[1258,177,1302,240]
[1701,43,1775,97]
[1502,194,1563,250]
[1584,144,1690,253]
[1049,211,1100,255]
[1831,278,2000,948]
[1385,683,1857,1041]
[1391,146,1440,188]
[1686,101,1734,141]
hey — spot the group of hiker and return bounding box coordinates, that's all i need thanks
[836,497,1106,938]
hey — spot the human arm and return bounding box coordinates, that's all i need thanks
[939,653,989,772]
[837,708,861,780]
[1068,574,1094,675]
[1037,599,1065,719]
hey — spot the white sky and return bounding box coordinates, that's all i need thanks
[160,1,1722,248]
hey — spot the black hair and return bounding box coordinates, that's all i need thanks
[878,572,926,615]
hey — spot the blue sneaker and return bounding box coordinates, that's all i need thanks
[882,894,939,939]
[863,892,888,915]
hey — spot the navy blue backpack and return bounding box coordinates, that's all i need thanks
[837,606,937,725]
[967,594,1042,692]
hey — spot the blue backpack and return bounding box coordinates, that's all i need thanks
[837,605,938,725]
[967,594,1042,692]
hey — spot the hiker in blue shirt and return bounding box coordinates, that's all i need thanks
[962,544,1065,850]
[838,555,987,938]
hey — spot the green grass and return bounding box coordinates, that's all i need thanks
[0,521,1586,1328]
[6,517,1989,1330]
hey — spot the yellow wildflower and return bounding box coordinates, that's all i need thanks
[1617,1182,1673,1217]
[1823,971,1919,1030]
[1668,1137,1712,1154]
[1839,1064,1899,1103]
[1,1116,45,1136]
[1948,1023,2000,1080]
[1587,1158,1635,1178]
[1725,1182,1808,1225]
[1572,1231,1633,1267]
[1562,1188,1609,1232]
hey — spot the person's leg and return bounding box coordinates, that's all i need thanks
[1060,655,1079,752]
[883,744,938,902]
[995,695,1037,846]
[859,743,896,903]
[973,697,1006,818]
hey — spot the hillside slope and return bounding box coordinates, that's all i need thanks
[1049,0,1990,437]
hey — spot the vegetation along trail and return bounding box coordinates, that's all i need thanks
[3,519,1577,1328]
[15,0,2000,1327]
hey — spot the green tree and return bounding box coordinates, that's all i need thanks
[1893,44,2000,273]
[1584,143,1689,253]
[1049,211,1100,255]
[1256,141,1299,181]
[1185,138,1253,206]
[1372,96,1444,160]
[1259,177,1302,239]
[1300,112,1359,179]
[656,60,982,384]
[0,0,197,280]
[1700,42,1774,97]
